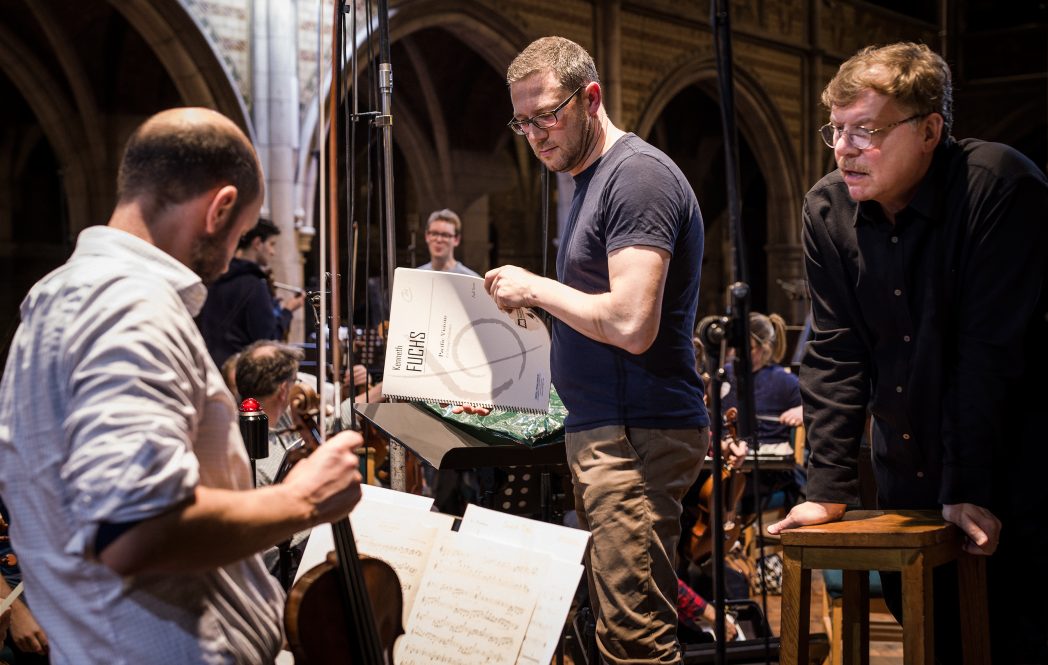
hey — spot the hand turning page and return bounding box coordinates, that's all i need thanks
[382,268,552,413]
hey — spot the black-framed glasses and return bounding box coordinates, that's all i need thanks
[426,230,456,240]
[819,113,926,150]
[507,86,583,135]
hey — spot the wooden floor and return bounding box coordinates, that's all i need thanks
[559,568,905,665]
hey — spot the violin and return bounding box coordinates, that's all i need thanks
[684,407,748,565]
[283,390,404,664]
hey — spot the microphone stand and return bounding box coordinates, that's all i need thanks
[703,1,765,663]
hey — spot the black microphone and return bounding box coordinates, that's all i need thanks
[695,315,728,348]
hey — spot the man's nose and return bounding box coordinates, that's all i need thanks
[520,123,549,140]
[834,135,860,160]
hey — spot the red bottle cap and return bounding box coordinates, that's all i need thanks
[240,397,261,413]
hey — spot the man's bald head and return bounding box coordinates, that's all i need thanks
[117,108,262,220]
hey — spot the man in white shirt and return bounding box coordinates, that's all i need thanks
[0,108,362,664]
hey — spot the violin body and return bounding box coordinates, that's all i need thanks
[285,552,404,664]
[685,468,747,564]
[684,406,747,565]
[283,391,403,664]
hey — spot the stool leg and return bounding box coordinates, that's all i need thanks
[958,553,990,665]
[902,552,934,665]
[841,570,870,665]
[780,547,811,665]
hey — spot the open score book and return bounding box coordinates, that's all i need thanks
[381,268,552,413]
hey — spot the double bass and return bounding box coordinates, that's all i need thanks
[684,407,747,565]
[283,390,404,664]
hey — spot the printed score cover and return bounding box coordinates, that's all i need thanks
[381,268,552,413]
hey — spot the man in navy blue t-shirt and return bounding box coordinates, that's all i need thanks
[486,36,708,665]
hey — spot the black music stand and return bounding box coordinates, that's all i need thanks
[354,402,570,522]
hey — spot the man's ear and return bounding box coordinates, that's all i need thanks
[277,379,292,404]
[583,81,603,116]
[204,185,239,234]
[921,113,944,151]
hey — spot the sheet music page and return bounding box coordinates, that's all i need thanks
[293,498,455,588]
[517,563,584,665]
[350,501,453,623]
[459,504,589,564]
[459,505,589,665]
[382,268,552,413]
[360,483,435,511]
[396,530,548,665]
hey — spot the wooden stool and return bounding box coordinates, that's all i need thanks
[778,510,990,665]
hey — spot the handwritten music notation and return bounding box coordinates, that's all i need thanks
[396,530,549,665]
[291,486,587,665]
[459,505,589,665]
[350,500,452,625]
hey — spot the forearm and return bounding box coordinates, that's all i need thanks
[530,276,658,354]
[101,483,318,576]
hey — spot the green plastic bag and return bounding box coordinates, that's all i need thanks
[420,387,567,449]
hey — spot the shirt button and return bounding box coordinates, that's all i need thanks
[891,236,899,244]
[894,289,902,296]
[903,335,911,342]
[896,385,904,393]
[902,433,911,440]
[916,471,925,479]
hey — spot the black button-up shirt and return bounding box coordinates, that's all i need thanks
[800,137,1048,512]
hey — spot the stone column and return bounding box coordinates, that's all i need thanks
[254,0,303,339]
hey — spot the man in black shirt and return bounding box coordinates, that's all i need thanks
[768,42,1048,662]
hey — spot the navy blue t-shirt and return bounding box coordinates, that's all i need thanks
[553,134,708,432]
[724,362,801,443]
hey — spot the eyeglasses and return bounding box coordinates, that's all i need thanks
[426,231,456,240]
[507,86,583,135]
[818,114,926,150]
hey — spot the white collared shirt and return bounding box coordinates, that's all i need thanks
[0,226,283,664]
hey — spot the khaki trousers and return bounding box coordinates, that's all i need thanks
[566,425,707,665]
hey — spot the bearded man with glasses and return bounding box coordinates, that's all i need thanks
[769,42,1048,663]
[486,36,709,664]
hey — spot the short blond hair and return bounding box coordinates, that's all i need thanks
[822,42,952,141]
[506,36,600,92]
[426,208,462,235]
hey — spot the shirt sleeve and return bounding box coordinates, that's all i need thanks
[799,196,872,506]
[603,154,682,255]
[939,169,1048,506]
[61,285,201,559]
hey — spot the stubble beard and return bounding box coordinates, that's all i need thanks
[191,223,240,285]
[532,106,597,174]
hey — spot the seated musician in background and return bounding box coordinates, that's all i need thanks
[678,335,752,606]
[0,108,363,664]
[235,340,306,487]
[235,341,319,584]
[723,311,805,511]
[769,42,1048,663]
[0,498,47,663]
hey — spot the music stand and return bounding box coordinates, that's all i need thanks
[354,402,570,522]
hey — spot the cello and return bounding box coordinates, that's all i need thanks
[283,392,404,664]
[684,406,748,565]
